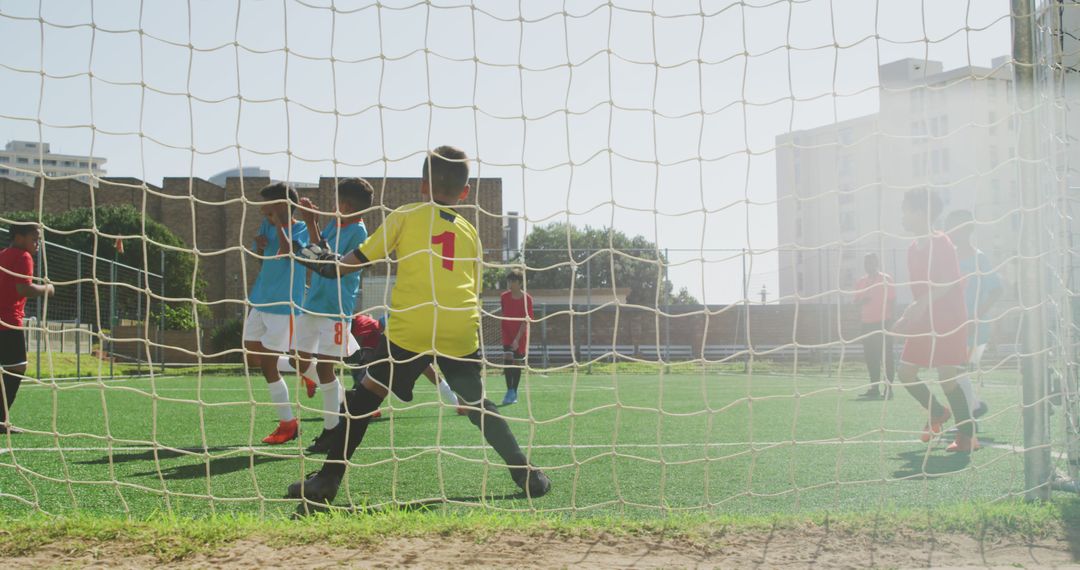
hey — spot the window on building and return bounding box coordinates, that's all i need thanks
[79,161,88,168]
[63,160,73,167]
[839,128,854,146]
[32,158,40,165]
[989,111,997,135]
[912,153,926,176]
[839,211,856,232]
[989,145,998,166]
[0,156,7,163]
[16,157,28,164]
[797,273,804,292]
[0,168,8,175]
[838,155,854,178]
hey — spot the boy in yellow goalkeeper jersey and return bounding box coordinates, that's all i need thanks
[287,146,551,508]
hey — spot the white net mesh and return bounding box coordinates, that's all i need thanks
[0,0,1076,517]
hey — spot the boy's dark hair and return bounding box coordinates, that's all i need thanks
[337,177,374,212]
[8,223,38,242]
[259,182,298,204]
[945,208,974,231]
[422,146,470,200]
[507,268,524,284]
[902,188,943,221]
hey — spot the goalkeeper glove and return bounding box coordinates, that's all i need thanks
[293,240,343,279]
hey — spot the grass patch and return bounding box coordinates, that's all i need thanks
[0,499,1070,563]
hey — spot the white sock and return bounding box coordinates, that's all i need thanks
[322,378,342,430]
[277,356,295,373]
[437,379,458,406]
[300,360,316,380]
[266,379,294,421]
[956,375,980,417]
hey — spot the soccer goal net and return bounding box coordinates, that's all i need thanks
[0,0,1077,518]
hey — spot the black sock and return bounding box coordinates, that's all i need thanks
[0,373,22,425]
[322,385,383,479]
[509,368,522,391]
[943,386,974,437]
[468,399,528,468]
[902,380,946,417]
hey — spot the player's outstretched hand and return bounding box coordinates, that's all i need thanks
[293,240,342,279]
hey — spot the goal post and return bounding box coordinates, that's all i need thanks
[1,0,1080,518]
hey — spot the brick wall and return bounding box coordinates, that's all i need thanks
[2,175,504,321]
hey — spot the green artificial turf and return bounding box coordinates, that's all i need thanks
[0,365,1045,520]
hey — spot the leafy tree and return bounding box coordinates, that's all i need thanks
[4,205,208,327]
[519,223,699,306]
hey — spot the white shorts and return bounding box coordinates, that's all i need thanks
[243,309,293,353]
[294,313,360,359]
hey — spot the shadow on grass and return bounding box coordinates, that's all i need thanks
[891,449,972,479]
[134,454,291,480]
[75,446,295,480]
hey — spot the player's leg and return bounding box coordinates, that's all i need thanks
[940,365,978,451]
[860,323,884,398]
[246,310,297,444]
[897,359,950,442]
[882,325,896,399]
[501,348,518,405]
[422,364,460,407]
[287,342,429,504]
[0,328,28,433]
[438,352,551,498]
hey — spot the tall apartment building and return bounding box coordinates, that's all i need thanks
[776,58,1020,305]
[0,140,106,187]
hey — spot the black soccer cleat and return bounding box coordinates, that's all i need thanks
[305,428,335,455]
[286,471,341,504]
[510,463,551,498]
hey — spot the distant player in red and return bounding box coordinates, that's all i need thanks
[0,223,55,434]
[353,315,462,413]
[892,189,976,452]
[500,269,534,406]
[853,253,897,400]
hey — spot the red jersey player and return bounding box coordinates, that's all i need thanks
[892,189,976,453]
[500,269,534,406]
[0,223,55,434]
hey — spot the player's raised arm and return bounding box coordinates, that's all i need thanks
[294,208,402,280]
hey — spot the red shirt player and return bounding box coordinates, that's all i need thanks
[500,269,534,405]
[347,314,463,416]
[852,253,897,399]
[0,223,54,433]
[893,189,975,453]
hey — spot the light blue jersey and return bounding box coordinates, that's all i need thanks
[302,220,367,317]
[249,219,309,315]
[959,250,1001,346]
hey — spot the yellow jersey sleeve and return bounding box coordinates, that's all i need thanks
[358,209,403,262]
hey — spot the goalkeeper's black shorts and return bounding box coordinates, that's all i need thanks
[365,340,483,405]
[0,329,27,368]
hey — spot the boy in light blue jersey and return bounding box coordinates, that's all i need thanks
[244,182,308,445]
[292,177,373,453]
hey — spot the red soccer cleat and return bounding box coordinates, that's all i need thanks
[921,407,952,443]
[262,419,299,444]
[946,433,980,453]
[303,376,318,399]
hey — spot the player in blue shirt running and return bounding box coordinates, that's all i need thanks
[245,182,308,445]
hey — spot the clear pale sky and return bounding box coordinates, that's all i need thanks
[0,0,1011,303]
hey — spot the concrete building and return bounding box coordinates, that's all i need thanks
[776,58,1021,306]
[0,140,106,187]
[207,167,269,187]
